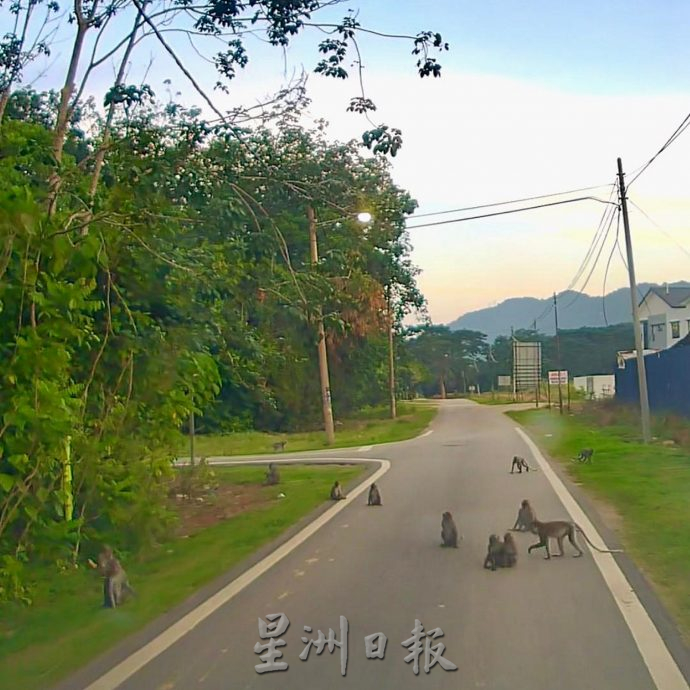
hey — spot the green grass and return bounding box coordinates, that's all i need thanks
[508,405,690,643]
[184,401,437,457]
[0,464,364,690]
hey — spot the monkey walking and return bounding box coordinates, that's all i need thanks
[510,455,535,473]
[483,534,505,571]
[330,481,346,501]
[367,483,382,506]
[574,448,594,463]
[263,463,280,486]
[440,511,459,548]
[510,499,538,534]
[528,519,623,560]
[89,546,135,608]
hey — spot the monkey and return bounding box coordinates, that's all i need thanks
[367,482,382,506]
[511,499,538,534]
[330,480,346,501]
[510,455,532,473]
[89,546,135,608]
[483,534,505,571]
[574,448,594,463]
[527,519,623,560]
[440,511,459,548]
[502,532,518,567]
[263,462,280,486]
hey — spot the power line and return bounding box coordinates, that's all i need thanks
[411,183,612,219]
[521,183,618,332]
[562,182,618,293]
[628,197,690,263]
[602,209,622,326]
[627,110,690,188]
[563,204,618,309]
[405,196,617,230]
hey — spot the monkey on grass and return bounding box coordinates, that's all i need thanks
[88,546,135,608]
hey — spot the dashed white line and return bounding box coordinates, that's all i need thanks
[515,426,688,690]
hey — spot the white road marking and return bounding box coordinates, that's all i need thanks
[419,429,434,438]
[515,426,689,690]
[293,569,305,578]
[358,445,373,452]
[305,557,319,565]
[277,591,289,600]
[83,456,391,690]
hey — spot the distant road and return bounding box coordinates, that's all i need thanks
[60,400,690,690]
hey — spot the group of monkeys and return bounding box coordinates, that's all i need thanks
[92,450,608,607]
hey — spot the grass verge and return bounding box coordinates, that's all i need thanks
[0,464,364,690]
[184,401,437,457]
[508,404,690,643]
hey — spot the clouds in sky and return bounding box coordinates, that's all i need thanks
[20,3,690,326]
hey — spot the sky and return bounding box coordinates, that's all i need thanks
[16,0,690,326]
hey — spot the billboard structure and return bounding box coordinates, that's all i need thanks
[512,341,542,393]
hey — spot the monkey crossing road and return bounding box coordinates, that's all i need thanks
[57,400,690,690]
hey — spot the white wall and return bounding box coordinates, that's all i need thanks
[573,374,615,399]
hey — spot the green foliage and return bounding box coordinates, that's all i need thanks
[0,91,427,600]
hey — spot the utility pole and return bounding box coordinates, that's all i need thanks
[387,293,397,419]
[617,158,651,443]
[189,411,195,467]
[511,326,516,401]
[553,292,563,415]
[307,205,336,445]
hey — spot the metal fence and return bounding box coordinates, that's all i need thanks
[615,338,690,416]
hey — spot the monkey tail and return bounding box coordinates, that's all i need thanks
[574,525,623,554]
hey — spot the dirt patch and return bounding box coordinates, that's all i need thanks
[170,484,275,537]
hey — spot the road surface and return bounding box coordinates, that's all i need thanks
[60,400,690,690]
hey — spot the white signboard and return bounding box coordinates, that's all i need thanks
[512,341,542,391]
[497,375,512,388]
[548,370,568,385]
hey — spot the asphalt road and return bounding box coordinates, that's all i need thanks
[67,400,690,690]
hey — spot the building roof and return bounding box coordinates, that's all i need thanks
[640,286,690,309]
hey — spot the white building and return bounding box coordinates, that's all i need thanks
[639,285,690,351]
[573,374,615,399]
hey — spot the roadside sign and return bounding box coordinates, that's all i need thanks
[548,370,568,385]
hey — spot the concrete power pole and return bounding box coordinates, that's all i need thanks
[553,293,564,415]
[387,294,397,419]
[307,205,336,445]
[617,158,651,444]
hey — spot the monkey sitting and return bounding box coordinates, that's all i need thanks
[367,482,382,506]
[510,455,532,473]
[263,463,280,486]
[511,499,538,534]
[483,534,505,571]
[88,546,135,608]
[502,532,518,567]
[574,448,594,463]
[330,480,346,501]
[440,511,459,548]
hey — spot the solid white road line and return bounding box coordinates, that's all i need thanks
[516,426,689,690]
[358,445,373,452]
[419,429,434,438]
[84,457,391,690]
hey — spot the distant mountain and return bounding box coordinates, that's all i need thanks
[447,282,690,341]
